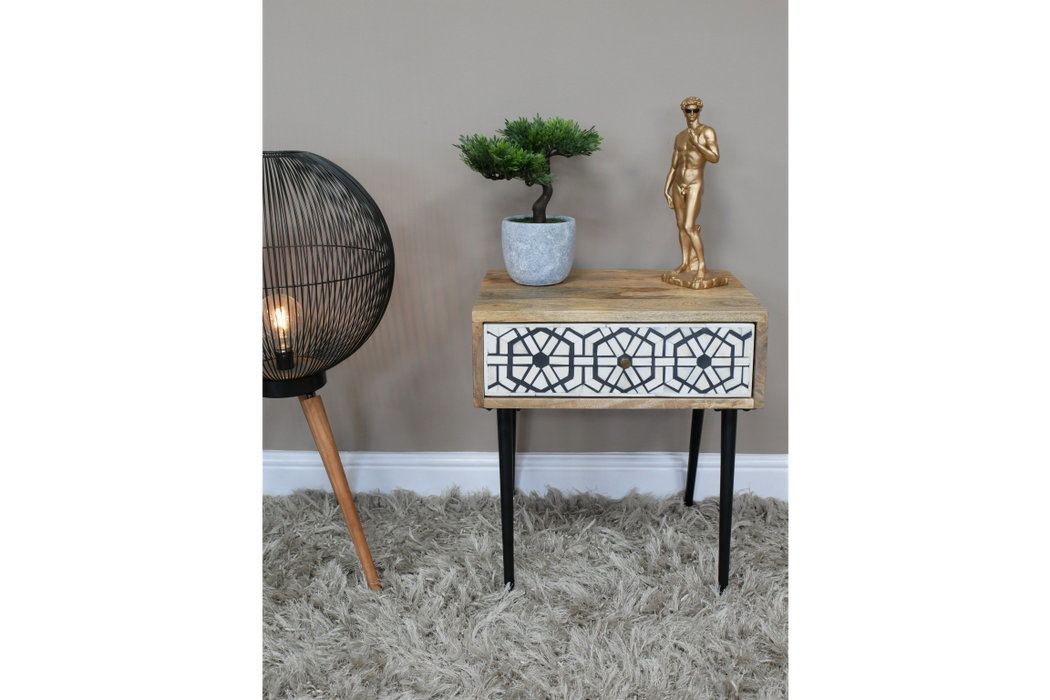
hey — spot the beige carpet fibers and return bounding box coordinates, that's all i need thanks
[263,488,788,699]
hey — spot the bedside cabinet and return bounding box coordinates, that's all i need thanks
[471,269,768,592]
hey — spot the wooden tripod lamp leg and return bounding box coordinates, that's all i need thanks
[298,392,382,591]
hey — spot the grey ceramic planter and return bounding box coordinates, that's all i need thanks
[501,216,576,286]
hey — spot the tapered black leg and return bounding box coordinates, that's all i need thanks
[718,409,738,593]
[497,408,516,588]
[684,409,705,507]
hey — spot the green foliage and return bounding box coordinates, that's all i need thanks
[499,115,602,161]
[455,115,602,187]
[455,134,552,187]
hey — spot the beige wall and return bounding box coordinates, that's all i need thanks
[263,0,787,455]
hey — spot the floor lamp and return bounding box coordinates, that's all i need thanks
[262,151,395,590]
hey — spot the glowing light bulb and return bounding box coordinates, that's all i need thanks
[263,292,302,369]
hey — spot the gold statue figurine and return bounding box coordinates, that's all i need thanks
[661,97,729,290]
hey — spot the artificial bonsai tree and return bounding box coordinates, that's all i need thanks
[456,115,602,223]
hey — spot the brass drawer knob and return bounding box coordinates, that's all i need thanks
[618,354,632,369]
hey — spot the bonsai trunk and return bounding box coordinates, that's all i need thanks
[531,184,553,223]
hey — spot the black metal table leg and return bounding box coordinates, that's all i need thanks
[684,408,705,507]
[718,408,738,593]
[497,408,516,588]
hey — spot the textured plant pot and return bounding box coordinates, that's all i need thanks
[501,216,576,286]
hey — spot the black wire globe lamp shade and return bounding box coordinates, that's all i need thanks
[263,151,395,590]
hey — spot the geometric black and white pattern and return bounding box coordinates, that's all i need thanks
[484,323,754,397]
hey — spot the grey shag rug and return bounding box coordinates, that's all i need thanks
[263,488,787,699]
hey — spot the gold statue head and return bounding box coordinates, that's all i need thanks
[680,97,703,125]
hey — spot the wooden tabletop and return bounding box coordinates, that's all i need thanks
[471,269,767,324]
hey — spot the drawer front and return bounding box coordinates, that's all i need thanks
[484,323,754,397]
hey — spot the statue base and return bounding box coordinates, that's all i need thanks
[661,270,730,290]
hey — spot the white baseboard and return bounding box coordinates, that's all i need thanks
[263,451,788,500]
